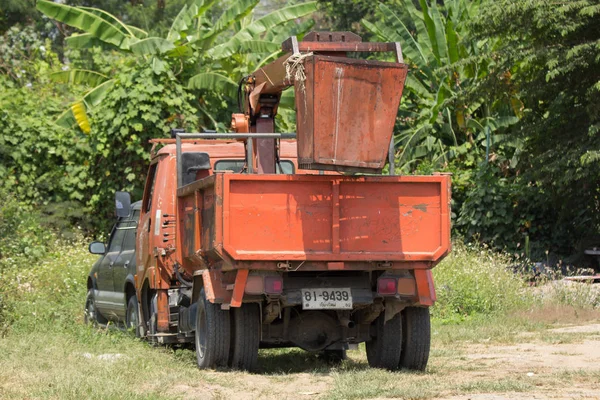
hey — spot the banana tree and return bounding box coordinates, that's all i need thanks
[37,0,317,132]
[362,0,521,172]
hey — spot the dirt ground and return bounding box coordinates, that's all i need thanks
[165,323,600,400]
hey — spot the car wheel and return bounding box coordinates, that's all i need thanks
[195,289,230,369]
[126,295,141,337]
[84,289,108,325]
[366,310,402,370]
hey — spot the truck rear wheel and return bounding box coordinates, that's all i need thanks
[399,307,430,371]
[366,311,402,370]
[229,303,260,371]
[195,289,231,369]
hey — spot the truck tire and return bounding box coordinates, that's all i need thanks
[229,303,260,371]
[126,296,141,337]
[195,289,231,369]
[84,289,108,326]
[366,311,402,370]
[399,306,430,371]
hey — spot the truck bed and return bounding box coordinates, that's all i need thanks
[177,173,450,269]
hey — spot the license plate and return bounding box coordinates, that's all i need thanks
[301,288,353,310]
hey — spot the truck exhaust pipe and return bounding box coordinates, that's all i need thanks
[339,317,355,329]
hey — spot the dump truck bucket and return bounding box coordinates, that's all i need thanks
[295,55,408,173]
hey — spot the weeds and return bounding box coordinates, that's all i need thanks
[432,240,531,321]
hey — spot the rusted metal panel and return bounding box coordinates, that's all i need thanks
[225,260,432,272]
[202,269,230,303]
[211,174,450,263]
[229,269,249,308]
[283,41,399,53]
[295,55,408,172]
[302,31,362,43]
[338,180,442,254]
[255,116,276,174]
[414,269,436,306]
[201,184,216,261]
[156,289,169,331]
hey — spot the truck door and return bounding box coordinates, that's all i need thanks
[96,220,127,318]
[111,210,139,319]
[137,163,158,289]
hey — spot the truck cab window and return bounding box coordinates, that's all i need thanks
[143,164,158,213]
[214,159,295,174]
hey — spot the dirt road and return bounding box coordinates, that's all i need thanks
[167,323,600,400]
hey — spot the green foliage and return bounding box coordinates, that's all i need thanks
[456,166,519,249]
[87,64,199,229]
[36,1,137,50]
[0,75,90,208]
[0,235,93,335]
[0,0,39,33]
[0,188,53,264]
[471,0,600,256]
[455,165,558,257]
[0,24,56,85]
[362,0,521,173]
[37,0,317,132]
[432,240,530,321]
[317,0,402,39]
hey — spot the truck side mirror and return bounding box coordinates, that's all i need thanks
[115,191,131,218]
[88,241,106,254]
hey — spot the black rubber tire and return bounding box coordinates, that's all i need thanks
[84,289,108,325]
[126,295,141,337]
[366,311,402,370]
[229,303,260,371]
[195,289,231,369]
[148,293,158,336]
[399,306,431,371]
[319,349,347,364]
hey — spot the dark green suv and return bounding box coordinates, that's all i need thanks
[85,200,141,334]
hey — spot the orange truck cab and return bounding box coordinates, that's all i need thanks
[120,32,451,372]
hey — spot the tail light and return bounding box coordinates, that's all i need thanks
[397,277,416,296]
[244,275,264,295]
[264,275,283,295]
[377,277,397,295]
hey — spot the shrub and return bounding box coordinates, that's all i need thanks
[86,64,199,232]
[0,188,52,263]
[432,240,530,321]
[0,237,93,336]
[455,165,556,259]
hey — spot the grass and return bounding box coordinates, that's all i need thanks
[0,240,599,399]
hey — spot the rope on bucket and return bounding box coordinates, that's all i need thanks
[284,52,313,93]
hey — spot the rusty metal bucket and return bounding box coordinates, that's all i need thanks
[294,55,408,173]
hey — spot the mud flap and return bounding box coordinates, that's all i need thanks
[414,270,436,306]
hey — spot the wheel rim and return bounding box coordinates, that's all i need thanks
[196,306,207,359]
[128,302,138,330]
[85,297,95,323]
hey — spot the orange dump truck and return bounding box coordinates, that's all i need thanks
[122,32,451,371]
